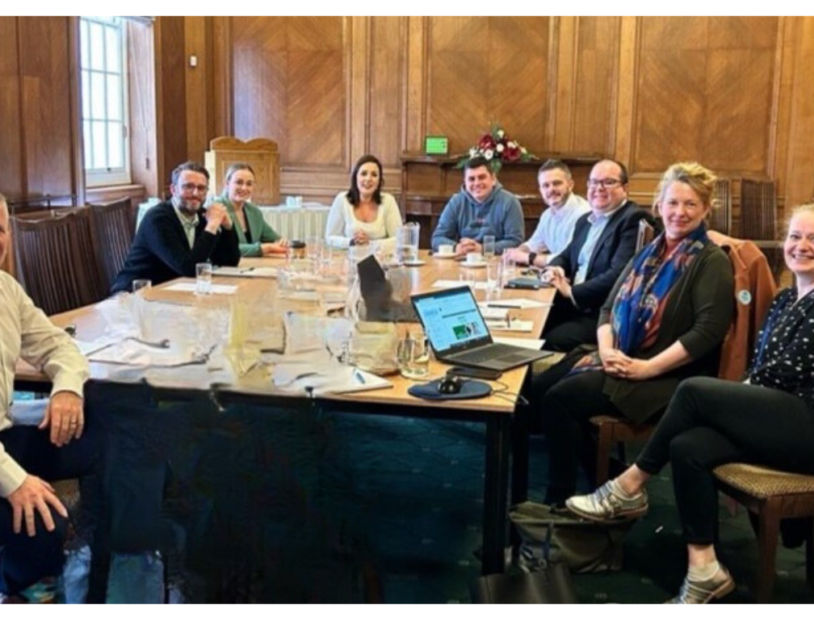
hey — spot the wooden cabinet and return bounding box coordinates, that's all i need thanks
[399,154,600,248]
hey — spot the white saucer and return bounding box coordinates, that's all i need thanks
[434,253,457,259]
[461,261,487,269]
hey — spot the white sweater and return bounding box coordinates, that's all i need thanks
[325,191,403,252]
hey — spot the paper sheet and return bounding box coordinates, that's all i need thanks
[213,266,279,278]
[493,336,545,350]
[486,319,535,333]
[164,282,238,295]
[432,279,489,291]
[87,339,204,367]
[484,298,551,309]
[272,364,391,395]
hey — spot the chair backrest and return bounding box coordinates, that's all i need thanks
[89,198,136,288]
[709,178,732,235]
[11,207,109,316]
[204,137,280,205]
[635,218,655,252]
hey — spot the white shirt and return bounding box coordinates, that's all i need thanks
[0,271,89,496]
[524,192,590,257]
[325,191,404,252]
[173,206,200,249]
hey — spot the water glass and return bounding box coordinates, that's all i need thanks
[483,235,496,261]
[397,330,430,380]
[502,253,517,286]
[486,261,502,301]
[396,222,420,264]
[195,263,213,295]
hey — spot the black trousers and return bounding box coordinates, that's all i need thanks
[540,294,598,352]
[636,377,814,544]
[534,363,627,505]
[0,425,100,595]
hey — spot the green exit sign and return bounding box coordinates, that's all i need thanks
[424,135,449,155]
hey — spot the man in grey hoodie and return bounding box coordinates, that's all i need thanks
[431,156,524,256]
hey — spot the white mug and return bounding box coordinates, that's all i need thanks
[466,252,484,265]
[438,244,454,256]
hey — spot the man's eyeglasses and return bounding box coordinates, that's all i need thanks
[179,183,209,194]
[587,178,623,189]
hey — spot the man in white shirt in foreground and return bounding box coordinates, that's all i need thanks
[0,194,97,602]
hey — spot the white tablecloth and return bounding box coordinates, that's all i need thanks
[137,201,330,242]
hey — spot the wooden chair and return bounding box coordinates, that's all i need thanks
[89,198,136,289]
[591,415,655,485]
[204,137,280,205]
[11,208,108,315]
[713,463,814,602]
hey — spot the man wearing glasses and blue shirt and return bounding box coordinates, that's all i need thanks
[111,161,240,294]
[537,159,655,352]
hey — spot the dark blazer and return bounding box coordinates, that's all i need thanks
[111,201,240,294]
[548,200,655,316]
[596,239,735,422]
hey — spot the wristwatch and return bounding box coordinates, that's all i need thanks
[527,252,537,267]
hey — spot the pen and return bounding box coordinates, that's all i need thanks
[486,302,520,308]
[354,369,366,384]
[240,267,255,274]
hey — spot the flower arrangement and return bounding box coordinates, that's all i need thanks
[458,124,535,173]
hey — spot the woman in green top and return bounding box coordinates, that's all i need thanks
[213,163,289,257]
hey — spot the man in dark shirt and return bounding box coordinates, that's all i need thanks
[111,161,240,294]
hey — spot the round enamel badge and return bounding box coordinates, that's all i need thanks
[737,289,752,305]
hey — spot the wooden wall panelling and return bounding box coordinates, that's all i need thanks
[425,17,548,156]
[212,16,233,138]
[67,17,85,206]
[18,17,75,203]
[0,18,23,200]
[368,16,405,171]
[184,16,212,163]
[349,16,369,164]
[613,16,639,167]
[154,16,188,194]
[403,16,428,155]
[784,17,814,209]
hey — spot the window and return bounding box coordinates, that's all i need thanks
[80,16,130,186]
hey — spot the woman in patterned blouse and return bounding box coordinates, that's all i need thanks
[566,203,814,603]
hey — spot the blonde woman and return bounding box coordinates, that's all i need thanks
[213,163,288,257]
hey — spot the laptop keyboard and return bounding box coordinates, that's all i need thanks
[454,344,522,364]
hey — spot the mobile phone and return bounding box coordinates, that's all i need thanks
[505,277,543,290]
[447,366,503,380]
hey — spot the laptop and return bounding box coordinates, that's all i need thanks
[411,286,551,371]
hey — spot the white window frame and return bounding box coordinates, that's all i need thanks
[80,16,131,187]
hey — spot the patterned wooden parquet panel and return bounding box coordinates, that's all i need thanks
[426,17,548,155]
[232,17,346,167]
[368,17,404,169]
[635,16,778,174]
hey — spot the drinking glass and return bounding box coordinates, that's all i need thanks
[195,263,213,295]
[483,235,496,261]
[486,260,502,301]
[502,253,517,286]
[396,222,420,264]
[397,329,430,380]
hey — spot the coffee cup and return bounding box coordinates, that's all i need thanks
[438,244,454,256]
[466,252,484,265]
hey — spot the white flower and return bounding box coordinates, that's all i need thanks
[520,147,528,154]
[496,143,505,153]
[496,129,505,138]
[508,141,517,148]
[469,147,477,157]
[484,149,494,160]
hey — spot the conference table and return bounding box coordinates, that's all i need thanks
[15,250,554,579]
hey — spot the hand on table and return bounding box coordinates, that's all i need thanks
[261,240,289,256]
[504,248,530,266]
[456,238,482,256]
[352,231,370,246]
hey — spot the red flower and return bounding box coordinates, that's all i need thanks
[478,133,496,151]
[503,144,521,162]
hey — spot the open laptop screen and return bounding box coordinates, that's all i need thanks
[412,286,492,354]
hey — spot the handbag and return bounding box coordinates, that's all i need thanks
[510,501,633,574]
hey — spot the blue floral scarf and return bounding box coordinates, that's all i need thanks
[611,223,708,354]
